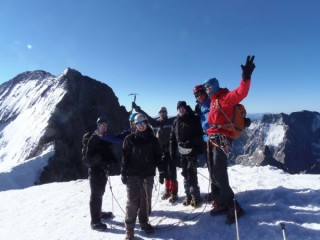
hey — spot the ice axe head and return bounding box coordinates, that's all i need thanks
[128,93,139,103]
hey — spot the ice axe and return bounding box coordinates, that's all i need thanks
[128,93,139,115]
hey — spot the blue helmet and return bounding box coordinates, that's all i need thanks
[203,78,220,97]
[129,112,139,122]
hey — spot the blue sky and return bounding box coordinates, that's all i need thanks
[1,0,319,116]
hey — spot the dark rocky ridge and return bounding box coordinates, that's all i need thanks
[28,68,129,183]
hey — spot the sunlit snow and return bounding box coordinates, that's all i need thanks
[264,123,285,147]
[0,75,66,172]
[0,166,319,240]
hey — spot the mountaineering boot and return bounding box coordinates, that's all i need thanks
[161,192,170,200]
[168,194,178,203]
[91,222,107,231]
[190,198,201,208]
[140,222,154,234]
[182,196,192,206]
[203,193,213,202]
[226,207,245,224]
[124,228,134,240]
[210,201,228,216]
[100,211,114,219]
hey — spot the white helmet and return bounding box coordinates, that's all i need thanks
[134,113,148,123]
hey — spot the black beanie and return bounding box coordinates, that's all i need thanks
[177,101,187,109]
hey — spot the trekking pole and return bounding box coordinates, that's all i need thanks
[280,222,287,240]
[233,198,240,240]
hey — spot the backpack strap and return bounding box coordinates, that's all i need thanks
[210,98,233,128]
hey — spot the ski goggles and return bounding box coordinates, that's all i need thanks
[135,121,147,126]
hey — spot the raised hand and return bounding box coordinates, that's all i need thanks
[241,55,255,81]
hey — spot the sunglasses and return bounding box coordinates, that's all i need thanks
[135,121,147,126]
[99,123,108,127]
[195,93,204,98]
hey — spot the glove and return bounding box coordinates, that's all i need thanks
[132,102,141,111]
[241,55,255,81]
[159,172,166,184]
[121,175,128,185]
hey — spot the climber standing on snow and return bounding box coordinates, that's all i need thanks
[132,103,178,203]
[204,56,255,224]
[121,113,165,240]
[170,101,203,208]
[85,116,118,231]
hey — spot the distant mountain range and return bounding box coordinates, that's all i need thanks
[0,69,319,191]
[232,111,320,174]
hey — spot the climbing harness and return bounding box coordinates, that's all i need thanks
[208,133,231,157]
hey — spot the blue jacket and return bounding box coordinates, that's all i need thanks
[101,130,130,144]
[195,97,211,142]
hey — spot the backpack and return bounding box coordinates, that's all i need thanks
[213,99,251,138]
[82,131,94,166]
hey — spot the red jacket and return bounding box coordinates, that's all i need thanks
[206,79,251,138]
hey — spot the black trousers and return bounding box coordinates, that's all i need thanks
[89,167,107,224]
[180,155,200,200]
[207,145,236,208]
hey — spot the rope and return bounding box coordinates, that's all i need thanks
[106,175,163,220]
[151,174,162,210]
[153,170,212,232]
[197,170,210,181]
[154,196,210,231]
[107,175,114,229]
[107,176,126,215]
[106,171,212,233]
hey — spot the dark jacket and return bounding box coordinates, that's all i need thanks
[121,127,164,177]
[134,107,174,149]
[170,106,204,158]
[87,132,117,169]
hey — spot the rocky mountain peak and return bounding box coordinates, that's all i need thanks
[0,69,129,189]
[234,110,320,174]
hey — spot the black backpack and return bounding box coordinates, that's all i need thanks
[82,131,94,166]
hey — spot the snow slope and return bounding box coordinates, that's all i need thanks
[0,72,68,191]
[0,72,66,172]
[1,166,319,240]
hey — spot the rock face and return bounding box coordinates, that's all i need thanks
[233,111,320,174]
[38,68,130,183]
[0,68,129,187]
